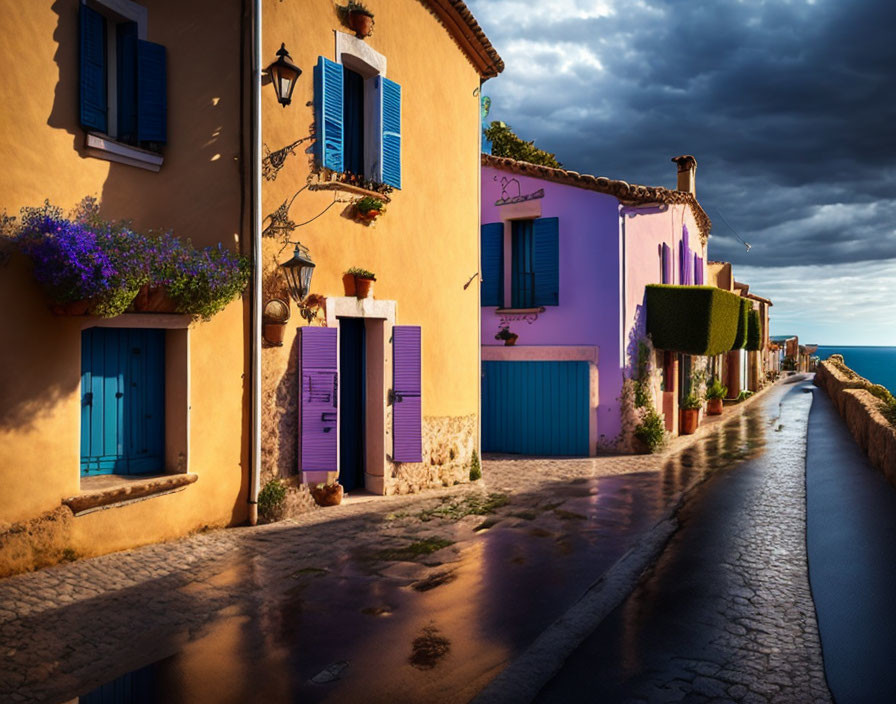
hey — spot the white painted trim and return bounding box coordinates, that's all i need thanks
[325,296,396,325]
[499,200,542,220]
[335,31,386,76]
[86,133,164,172]
[481,345,598,364]
[89,0,148,36]
[84,313,191,329]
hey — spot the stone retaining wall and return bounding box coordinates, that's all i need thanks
[0,506,74,578]
[815,360,896,488]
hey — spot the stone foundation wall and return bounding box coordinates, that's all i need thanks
[815,360,896,488]
[0,506,74,578]
[388,414,477,495]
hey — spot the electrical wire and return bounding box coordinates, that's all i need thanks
[710,206,751,251]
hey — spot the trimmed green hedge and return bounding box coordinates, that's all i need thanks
[746,309,762,351]
[731,298,750,350]
[646,285,743,356]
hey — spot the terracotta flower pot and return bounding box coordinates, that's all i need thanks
[311,483,344,507]
[706,397,724,415]
[358,209,380,222]
[348,10,373,38]
[50,299,91,316]
[503,334,518,347]
[354,276,375,299]
[263,321,286,346]
[680,408,700,435]
[134,285,178,313]
[342,273,357,297]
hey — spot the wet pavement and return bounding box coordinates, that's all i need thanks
[0,385,787,704]
[536,378,832,704]
[806,384,896,702]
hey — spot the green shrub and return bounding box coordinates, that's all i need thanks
[681,394,702,410]
[355,196,384,213]
[745,309,762,351]
[645,285,742,356]
[346,266,375,279]
[705,379,728,400]
[484,121,562,168]
[258,478,287,521]
[737,390,753,402]
[469,450,482,481]
[634,409,667,452]
[731,298,750,350]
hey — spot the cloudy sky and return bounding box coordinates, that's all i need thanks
[467,0,896,345]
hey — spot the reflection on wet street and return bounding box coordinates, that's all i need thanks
[536,379,831,703]
[55,399,770,704]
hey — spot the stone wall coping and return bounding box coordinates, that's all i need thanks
[63,473,198,516]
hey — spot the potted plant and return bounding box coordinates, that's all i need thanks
[346,266,376,299]
[343,1,374,38]
[311,481,344,507]
[679,394,702,435]
[262,298,290,346]
[355,196,384,222]
[495,326,518,346]
[705,379,727,415]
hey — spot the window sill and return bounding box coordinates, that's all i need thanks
[63,473,197,516]
[308,181,392,202]
[495,307,546,314]
[85,132,164,172]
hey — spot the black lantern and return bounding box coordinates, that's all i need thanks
[266,43,302,107]
[280,244,316,320]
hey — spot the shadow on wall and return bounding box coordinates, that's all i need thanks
[0,257,82,432]
[47,2,243,241]
[261,332,301,482]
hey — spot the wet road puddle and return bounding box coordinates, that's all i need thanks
[67,407,769,704]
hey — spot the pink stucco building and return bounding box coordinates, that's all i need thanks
[480,154,711,454]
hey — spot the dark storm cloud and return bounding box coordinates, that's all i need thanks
[468,0,896,268]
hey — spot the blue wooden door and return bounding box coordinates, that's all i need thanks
[339,318,365,491]
[80,328,165,476]
[482,361,589,456]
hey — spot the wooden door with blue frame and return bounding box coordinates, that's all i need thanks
[81,328,165,476]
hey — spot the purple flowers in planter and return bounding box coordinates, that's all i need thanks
[12,200,249,319]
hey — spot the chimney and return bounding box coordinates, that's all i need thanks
[671,155,697,195]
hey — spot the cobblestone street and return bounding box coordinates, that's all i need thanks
[0,379,819,703]
[537,377,831,703]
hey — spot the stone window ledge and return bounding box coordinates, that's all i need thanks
[308,181,392,202]
[495,307,546,315]
[63,473,198,516]
[86,132,164,172]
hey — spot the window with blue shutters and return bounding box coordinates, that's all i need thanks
[78,2,166,161]
[480,222,504,307]
[313,52,402,190]
[509,217,559,308]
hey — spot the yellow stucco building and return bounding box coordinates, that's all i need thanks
[0,0,500,576]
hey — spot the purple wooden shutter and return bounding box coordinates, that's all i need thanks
[392,325,422,463]
[662,243,672,284]
[299,327,338,473]
[680,226,692,285]
[694,254,704,285]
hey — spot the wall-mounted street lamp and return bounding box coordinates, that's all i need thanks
[266,43,302,107]
[280,244,317,321]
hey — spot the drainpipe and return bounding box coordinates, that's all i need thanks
[248,0,262,525]
[477,81,483,461]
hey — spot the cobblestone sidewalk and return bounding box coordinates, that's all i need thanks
[0,384,785,703]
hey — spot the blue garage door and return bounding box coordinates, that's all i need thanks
[482,361,590,456]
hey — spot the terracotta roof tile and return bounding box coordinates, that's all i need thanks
[423,1,504,78]
[482,153,712,243]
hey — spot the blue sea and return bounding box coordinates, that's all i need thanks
[816,346,896,394]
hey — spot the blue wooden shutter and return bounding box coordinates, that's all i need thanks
[79,4,107,132]
[393,326,422,463]
[379,76,401,189]
[137,40,167,143]
[314,57,344,172]
[662,243,672,284]
[116,22,138,142]
[300,327,338,473]
[533,217,560,306]
[481,222,504,307]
